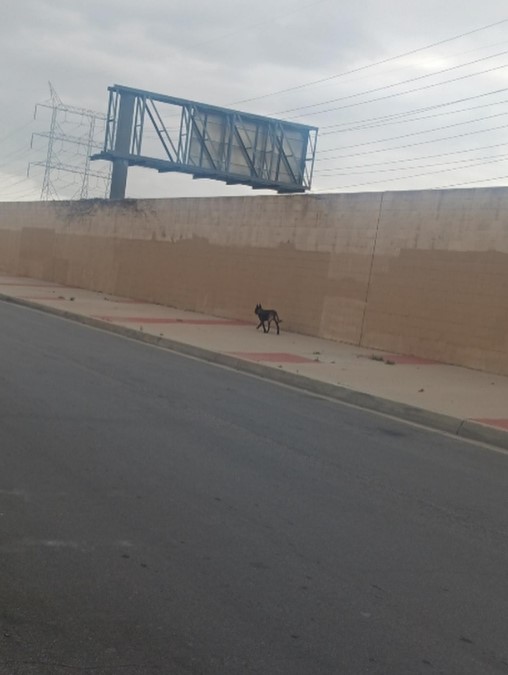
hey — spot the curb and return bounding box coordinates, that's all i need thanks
[2,293,508,451]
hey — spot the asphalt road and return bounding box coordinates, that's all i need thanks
[0,301,507,675]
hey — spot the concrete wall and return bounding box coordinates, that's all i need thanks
[0,188,507,375]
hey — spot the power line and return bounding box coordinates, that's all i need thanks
[313,156,508,192]
[314,142,508,172]
[319,91,508,134]
[305,36,508,99]
[316,123,508,162]
[230,17,508,105]
[0,176,30,190]
[314,151,507,176]
[317,110,508,154]
[286,62,508,120]
[274,47,508,116]
[434,174,508,189]
[0,187,39,201]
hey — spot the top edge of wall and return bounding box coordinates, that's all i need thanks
[3,184,508,207]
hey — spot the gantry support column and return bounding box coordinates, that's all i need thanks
[109,93,135,199]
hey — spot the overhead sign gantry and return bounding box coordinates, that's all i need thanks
[91,84,318,199]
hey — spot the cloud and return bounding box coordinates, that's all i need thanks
[1,0,507,200]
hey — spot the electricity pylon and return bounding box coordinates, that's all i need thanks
[29,82,111,200]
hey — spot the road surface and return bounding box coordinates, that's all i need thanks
[0,301,507,674]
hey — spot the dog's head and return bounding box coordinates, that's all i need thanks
[254,303,262,315]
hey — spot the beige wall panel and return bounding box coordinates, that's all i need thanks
[0,230,21,273]
[362,189,508,373]
[17,228,55,280]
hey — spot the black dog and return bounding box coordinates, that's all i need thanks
[255,303,281,335]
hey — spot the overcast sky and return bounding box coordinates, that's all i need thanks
[1,0,507,201]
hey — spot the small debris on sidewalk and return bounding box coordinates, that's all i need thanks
[368,354,396,365]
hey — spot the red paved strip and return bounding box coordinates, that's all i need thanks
[0,282,60,287]
[108,298,148,304]
[16,296,68,301]
[472,418,508,430]
[229,352,316,363]
[94,316,250,326]
[383,354,438,365]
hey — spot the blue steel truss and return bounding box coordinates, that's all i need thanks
[91,85,318,198]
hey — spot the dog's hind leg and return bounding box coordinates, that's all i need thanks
[274,312,281,334]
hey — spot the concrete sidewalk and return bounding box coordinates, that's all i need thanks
[1,273,508,450]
